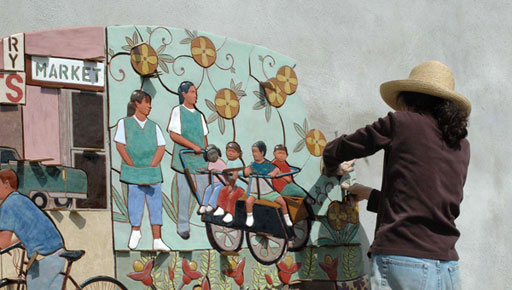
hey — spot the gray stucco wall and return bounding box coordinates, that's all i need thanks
[1,1,510,288]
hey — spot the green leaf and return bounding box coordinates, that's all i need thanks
[205,98,216,112]
[112,186,128,217]
[265,105,272,122]
[304,118,309,132]
[155,271,162,280]
[121,45,132,52]
[253,90,265,101]
[185,28,196,39]
[318,216,341,242]
[125,36,134,47]
[293,139,306,153]
[236,89,247,98]
[146,26,152,34]
[342,224,359,243]
[113,212,129,223]
[162,190,178,224]
[234,81,242,92]
[159,60,169,74]
[108,48,115,57]
[156,44,166,55]
[230,67,236,73]
[218,117,226,135]
[159,54,175,63]
[294,122,306,138]
[207,112,219,124]
[252,101,266,110]
[230,79,235,90]
[133,31,139,45]
[258,55,264,62]
[316,237,336,246]
[180,38,192,45]
[122,183,129,205]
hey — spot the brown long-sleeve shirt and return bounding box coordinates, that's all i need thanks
[323,111,470,260]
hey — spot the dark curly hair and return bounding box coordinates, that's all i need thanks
[397,91,468,149]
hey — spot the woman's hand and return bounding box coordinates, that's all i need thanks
[337,159,355,176]
[341,183,373,202]
[193,145,202,154]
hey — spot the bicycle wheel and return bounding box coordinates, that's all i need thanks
[79,276,127,290]
[0,279,26,290]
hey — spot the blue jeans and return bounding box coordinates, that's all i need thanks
[201,182,224,207]
[27,249,66,290]
[128,184,162,226]
[371,254,461,290]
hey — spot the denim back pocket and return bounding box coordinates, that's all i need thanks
[381,256,429,290]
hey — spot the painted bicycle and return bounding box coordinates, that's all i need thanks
[180,149,314,265]
[0,242,127,289]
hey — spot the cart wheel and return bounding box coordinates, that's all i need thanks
[31,192,48,209]
[246,231,287,265]
[288,219,312,251]
[205,223,244,253]
[54,197,72,208]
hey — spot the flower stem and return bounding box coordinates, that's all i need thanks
[277,109,286,146]
[232,119,236,142]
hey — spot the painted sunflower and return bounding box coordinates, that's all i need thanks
[191,36,216,68]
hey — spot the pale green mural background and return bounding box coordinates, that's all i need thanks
[107,25,363,288]
[107,25,357,251]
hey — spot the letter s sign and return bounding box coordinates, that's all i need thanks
[0,72,25,104]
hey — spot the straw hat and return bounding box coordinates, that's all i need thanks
[380,61,471,115]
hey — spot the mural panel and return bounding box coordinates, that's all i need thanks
[0,25,367,289]
[107,25,365,288]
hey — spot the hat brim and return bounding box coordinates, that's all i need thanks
[380,79,471,115]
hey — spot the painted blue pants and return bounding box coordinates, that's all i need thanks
[371,254,461,290]
[177,173,209,235]
[201,182,224,207]
[27,248,66,290]
[128,183,162,226]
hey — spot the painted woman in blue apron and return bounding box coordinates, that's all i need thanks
[167,81,209,240]
[114,90,170,251]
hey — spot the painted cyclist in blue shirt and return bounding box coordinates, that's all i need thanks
[0,169,66,289]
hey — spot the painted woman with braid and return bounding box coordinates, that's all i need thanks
[167,81,210,240]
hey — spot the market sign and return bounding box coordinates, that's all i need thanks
[2,33,24,71]
[0,72,25,104]
[27,56,104,91]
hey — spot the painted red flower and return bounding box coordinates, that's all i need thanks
[265,273,273,285]
[276,256,301,284]
[201,276,211,290]
[127,259,154,286]
[182,258,203,285]
[168,265,175,281]
[319,254,339,280]
[223,258,245,286]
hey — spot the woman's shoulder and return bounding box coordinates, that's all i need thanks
[388,111,436,127]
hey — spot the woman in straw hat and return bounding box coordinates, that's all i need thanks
[323,61,470,289]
